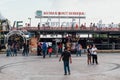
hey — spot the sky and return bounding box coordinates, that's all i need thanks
[0,0,120,26]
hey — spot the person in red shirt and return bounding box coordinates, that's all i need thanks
[48,46,53,57]
[58,42,62,54]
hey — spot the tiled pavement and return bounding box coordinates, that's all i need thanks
[0,53,120,80]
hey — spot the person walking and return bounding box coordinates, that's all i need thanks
[59,47,72,75]
[91,44,98,65]
[42,42,47,58]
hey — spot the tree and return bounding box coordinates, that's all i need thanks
[1,19,10,31]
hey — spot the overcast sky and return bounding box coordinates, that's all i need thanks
[0,0,120,26]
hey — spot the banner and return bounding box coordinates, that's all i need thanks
[30,37,38,53]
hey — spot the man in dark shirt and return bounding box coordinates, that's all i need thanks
[59,47,72,75]
[23,42,29,56]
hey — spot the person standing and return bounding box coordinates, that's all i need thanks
[66,40,71,50]
[6,43,12,57]
[37,42,42,56]
[13,42,17,56]
[58,42,62,54]
[23,42,29,56]
[91,44,98,65]
[76,43,82,56]
[87,45,92,65]
[48,46,53,57]
[59,47,72,75]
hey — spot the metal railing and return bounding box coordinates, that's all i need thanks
[95,43,120,50]
[11,27,120,32]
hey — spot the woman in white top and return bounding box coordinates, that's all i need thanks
[91,44,98,64]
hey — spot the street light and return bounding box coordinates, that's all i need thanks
[28,17,31,26]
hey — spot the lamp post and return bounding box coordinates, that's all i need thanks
[28,17,31,26]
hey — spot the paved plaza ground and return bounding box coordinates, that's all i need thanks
[0,53,120,80]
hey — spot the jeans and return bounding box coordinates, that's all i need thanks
[43,50,46,58]
[58,48,62,54]
[92,54,98,64]
[6,49,12,56]
[76,50,81,56]
[13,48,17,56]
[63,61,70,74]
[49,52,52,57]
[23,49,28,56]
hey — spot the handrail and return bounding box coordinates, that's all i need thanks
[10,27,120,31]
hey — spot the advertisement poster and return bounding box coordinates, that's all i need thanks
[29,37,38,53]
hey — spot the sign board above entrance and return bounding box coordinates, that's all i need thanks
[43,11,85,15]
[35,10,85,16]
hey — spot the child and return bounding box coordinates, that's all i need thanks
[48,47,53,57]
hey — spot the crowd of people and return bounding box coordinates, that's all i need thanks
[59,43,98,75]
[5,40,98,75]
[5,41,20,56]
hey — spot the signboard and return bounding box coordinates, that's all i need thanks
[36,10,42,16]
[35,10,86,28]
[35,10,85,16]
[17,21,23,28]
[43,11,85,15]
[13,21,23,28]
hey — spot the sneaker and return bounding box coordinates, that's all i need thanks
[64,73,67,75]
[68,73,71,75]
[96,63,99,65]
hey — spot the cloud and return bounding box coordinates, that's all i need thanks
[51,0,82,11]
[0,0,16,5]
[50,0,120,24]
[0,13,6,20]
[1,0,120,26]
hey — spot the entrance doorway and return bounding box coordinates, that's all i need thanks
[5,30,28,49]
[8,34,24,49]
